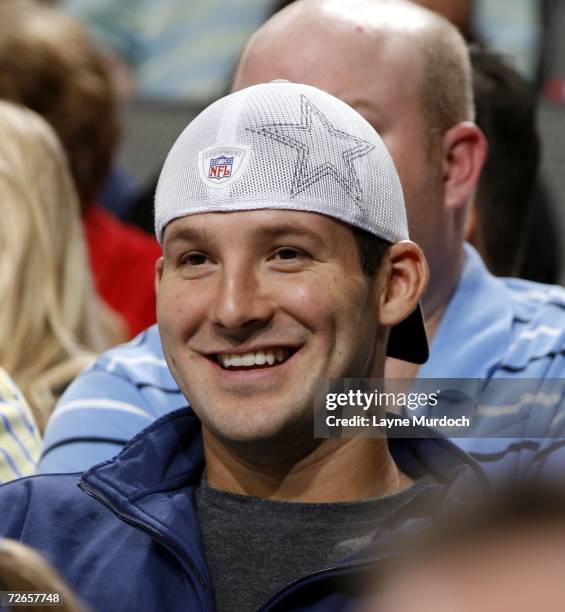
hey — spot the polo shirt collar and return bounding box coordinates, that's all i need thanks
[419,243,514,378]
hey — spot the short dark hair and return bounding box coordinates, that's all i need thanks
[471,45,540,276]
[352,226,391,277]
[421,18,474,152]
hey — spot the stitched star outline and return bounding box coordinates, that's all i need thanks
[247,95,374,205]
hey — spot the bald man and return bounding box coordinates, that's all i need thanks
[41,0,565,479]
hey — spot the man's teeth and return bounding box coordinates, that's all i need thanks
[219,348,290,369]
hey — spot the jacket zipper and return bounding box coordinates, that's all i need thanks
[258,555,390,611]
[78,479,216,611]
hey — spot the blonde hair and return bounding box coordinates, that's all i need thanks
[0,539,84,611]
[0,101,123,429]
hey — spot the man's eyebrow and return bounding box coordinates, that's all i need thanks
[164,222,328,248]
[254,224,327,247]
[164,227,207,246]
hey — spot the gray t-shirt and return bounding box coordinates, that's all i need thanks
[195,475,428,611]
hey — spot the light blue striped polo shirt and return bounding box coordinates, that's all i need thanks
[39,244,565,477]
[416,245,565,479]
[0,369,41,483]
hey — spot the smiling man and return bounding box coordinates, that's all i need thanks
[0,82,484,611]
[153,81,430,503]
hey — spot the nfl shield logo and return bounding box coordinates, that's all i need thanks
[198,145,251,188]
[208,155,234,180]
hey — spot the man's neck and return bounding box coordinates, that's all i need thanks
[202,431,413,502]
[385,247,465,379]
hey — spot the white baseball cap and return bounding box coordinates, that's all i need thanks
[155,81,428,364]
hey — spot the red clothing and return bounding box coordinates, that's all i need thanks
[84,204,161,337]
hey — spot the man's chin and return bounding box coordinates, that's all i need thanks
[202,409,319,464]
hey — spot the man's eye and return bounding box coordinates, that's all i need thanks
[274,248,302,260]
[181,252,209,266]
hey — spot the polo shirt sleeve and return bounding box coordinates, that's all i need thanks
[38,325,186,474]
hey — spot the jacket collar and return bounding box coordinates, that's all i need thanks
[81,409,210,583]
[82,406,485,517]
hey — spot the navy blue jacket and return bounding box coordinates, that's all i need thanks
[0,409,485,611]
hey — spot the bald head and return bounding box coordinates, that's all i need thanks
[234,0,473,148]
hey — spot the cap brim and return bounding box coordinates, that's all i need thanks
[386,302,429,364]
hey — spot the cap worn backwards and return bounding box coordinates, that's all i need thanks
[154,80,428,364]
[154,80,408,245]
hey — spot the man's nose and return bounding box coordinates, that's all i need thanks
[210,264,274,335]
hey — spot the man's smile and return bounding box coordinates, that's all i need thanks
[193,344,305,387]
[216,347,295,369]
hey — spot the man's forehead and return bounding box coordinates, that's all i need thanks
[162,209,346,246]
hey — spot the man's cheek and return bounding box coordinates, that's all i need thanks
[158,285,191,324]
[156,279,175,318]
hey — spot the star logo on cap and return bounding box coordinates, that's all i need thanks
[247,95,374,203]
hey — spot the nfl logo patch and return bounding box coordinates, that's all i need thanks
[198,145,251,188]
[208,155,234,180]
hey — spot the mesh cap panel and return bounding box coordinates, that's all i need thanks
[155,81,408,243]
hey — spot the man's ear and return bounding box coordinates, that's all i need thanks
[155,256,164,293]
[442,122,488,212]
[378,241,428,327]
